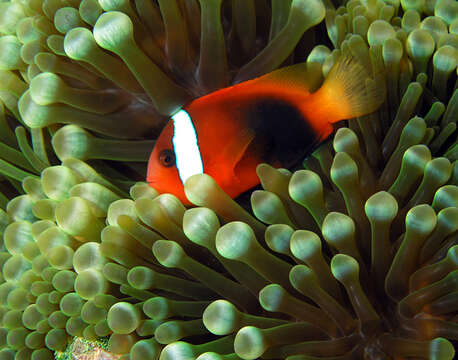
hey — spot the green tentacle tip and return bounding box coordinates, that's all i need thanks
[59,292,84,317]
[215,221,256,260]
[6,195,37,223]
[79,0,103,26]
[0,35,25,70]
[127,266,156,289]
[64,27,97,60]
[22,304,45,330]
[333,127,360,153]
[152,240,185,268]
[290,0,326,27]
[289,265,322,300]
[258,284,284,312]
[429,338,455,359]
[6,288,29,310]
[183,207,220,247]
[195,353,229,360]
[289,230,322,262]
[203,300,239,335]
[107,302,141,334]
[435,0,458,25]
[288,170,324,207]
[143,296,169,320]
[367,20,396,46]
[55,197,101,240]
[130,338,161,360]
[159,341,196,360]
[52,270,76,293]
[433,45,457,72]
[73,242,107,273]
[0,349,15,360]
[265,224,294,255]
[31,348,54,360]
[330,152,359,187]
[3,309,23,330]
[108,333,137,354]
[46,245,74,270]
[44,328,67,351]
[154,321,180,344]
[41,165,80,201]
[365,191,399,222]
[0,2,26,35]
[322,212,355,250]
[406,29,435,59]
[74,269,108,299]
[6,327,29,350]
[81,300,107,325]
[93,11,134,53]
[29,72,66,106]
[307,45,331,64]
[405,204,437,235]
[3,254,31,283]
[251,190,293,226]
[54,7,86,34]
[18,91,52,129]
[234,326,265,360]
[51,125,92,161]
[433,185,458,210]
[155,319,206,344]
[330,254,359,285]
[48,310,68,328]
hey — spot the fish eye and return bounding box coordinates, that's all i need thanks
[159,149,176,167]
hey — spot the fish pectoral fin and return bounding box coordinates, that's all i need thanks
[217,127,256,176]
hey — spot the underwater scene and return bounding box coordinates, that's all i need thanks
[0,0,457,359]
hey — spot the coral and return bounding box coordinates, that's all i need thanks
[0,0,457,360]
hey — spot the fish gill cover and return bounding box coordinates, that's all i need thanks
[0,0,457,359]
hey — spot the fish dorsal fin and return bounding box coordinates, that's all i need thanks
[250,61,323,94]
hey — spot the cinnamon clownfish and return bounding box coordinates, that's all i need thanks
[147,54,385,205]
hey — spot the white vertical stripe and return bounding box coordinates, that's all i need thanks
[172,110,204,186]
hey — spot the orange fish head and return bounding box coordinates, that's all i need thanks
[146,121,188,204]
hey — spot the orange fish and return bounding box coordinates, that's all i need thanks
[147,54,385,205]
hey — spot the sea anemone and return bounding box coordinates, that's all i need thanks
[0,0,457,359]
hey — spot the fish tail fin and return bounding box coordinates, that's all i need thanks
[312,52,386,123]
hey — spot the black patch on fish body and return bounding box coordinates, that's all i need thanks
[242,97,321,166]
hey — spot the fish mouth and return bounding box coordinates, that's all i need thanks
[146,179,169,195]
[146,175,158,185]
